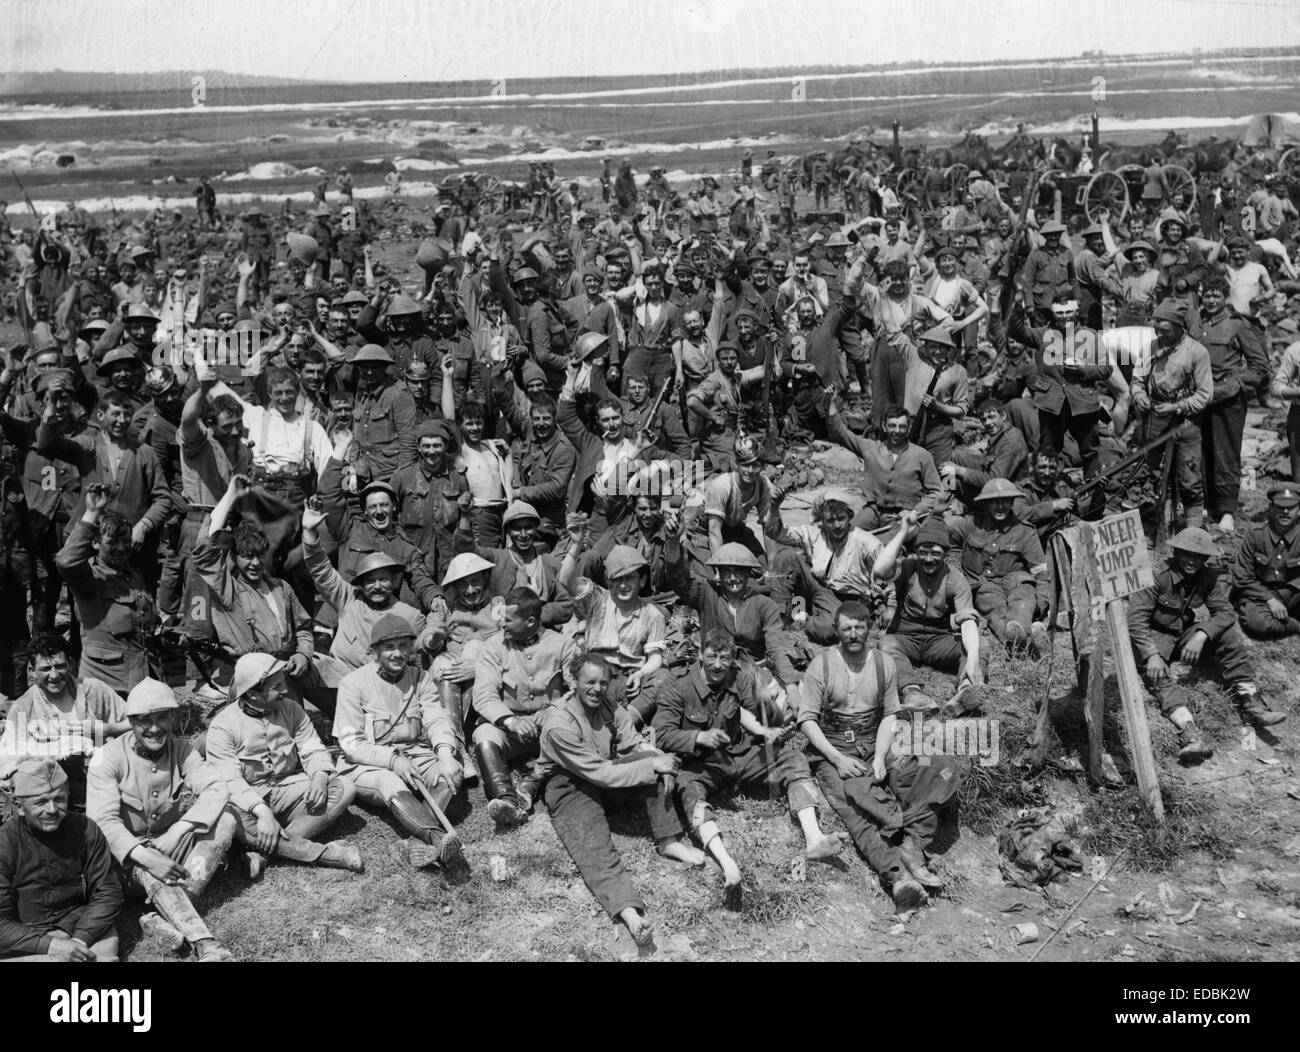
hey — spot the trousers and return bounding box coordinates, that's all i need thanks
[880,623,985,689]
[971,578,1039,639]
[1200,395,1246,517]
[769,547,846,643]
[1140,623,1254,715]
[544,770,681,919]
[1239,584,1300,639]
[232,774,356,859]
[674,740,818,829]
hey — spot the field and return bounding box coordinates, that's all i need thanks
[4,50,1300,215]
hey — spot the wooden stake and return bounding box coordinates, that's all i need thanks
[1105,599,1165,821]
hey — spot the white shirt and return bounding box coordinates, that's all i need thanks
[242,404,333,478]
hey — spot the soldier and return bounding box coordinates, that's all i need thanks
[206,652,364,878]
[798,603,963,909]
[489,364,576,541]
[472,586,577,829]
[765,487,893,643]
[873,515,986,716]
[55,484,158,696]
[390,420,472,586]
[87,678,235,961]
[472,500,571,626]
[333,614,465,868]
[1014,444,1084,539]
[426,298,483,408]
[1131,301,1213,533]
[1017,219,1074,325]
[1197,274,1268,533]
[952,478,1051,652]
[238,208,274,303]
[1233,485,1300,639]
[683,434,769,565]
[654,631,841,907]
[539,651,694,951]
[824,397,942,531]
[1130,528,1284,764]
[402,360,437,424]
[350,343,418,483]
[0,758,122,961]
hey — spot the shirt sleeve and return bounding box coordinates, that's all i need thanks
[796,654,828,725]
[541,716,657,790]
[289,703,335,779]
[85,745,141,864]
[333,671,398,771]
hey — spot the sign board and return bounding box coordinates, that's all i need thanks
[1089,509,1153,601]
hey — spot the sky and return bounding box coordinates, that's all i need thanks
[5,0,1299,82]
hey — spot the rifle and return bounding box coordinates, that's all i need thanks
[638,376,672,445]
[910,361,942,443]
[1071,421,1193,502]
[10,171,38,220]
[997,168,1042,317]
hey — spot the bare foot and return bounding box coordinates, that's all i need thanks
[657,838,706,867]
[806,832,844,861]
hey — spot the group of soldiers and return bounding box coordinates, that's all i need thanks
[0,127,1297,959]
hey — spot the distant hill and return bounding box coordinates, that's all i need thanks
[0,70,326,97]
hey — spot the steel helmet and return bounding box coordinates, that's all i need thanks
[707,543,763,573]
[1168,527,1216,557]
[574,331,610,362]
[974,478,1025,502]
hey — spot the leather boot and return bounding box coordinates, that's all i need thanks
[439,680,478,786]
[476,743,527,830]
[390,791,461,868]
[899,836,944,890]
[514,762,550,815]
[1236,685,1287,728]
[317,843,364,873]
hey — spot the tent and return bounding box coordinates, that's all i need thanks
[1242,114,1300,151]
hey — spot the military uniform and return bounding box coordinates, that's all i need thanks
[540,690,683,919]
[797,647,963,895]
[0,811,122,960]
[955,512,1050,640]
[1198,308,1268,519]
[654,663,819,837]
[1128,557,1254,715]
[56,519,157,694]
[390,458,471,586]
[1233,517,1300,638]
[352,382,418,483]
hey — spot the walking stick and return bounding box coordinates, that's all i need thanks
[408,772,459,838]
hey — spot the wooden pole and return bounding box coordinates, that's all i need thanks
[1091,110,1101,156]
[1105,599,1165,821]
[892,120,901,165]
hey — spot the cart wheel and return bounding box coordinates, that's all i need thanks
[944,163,969,195]
[1161,164,1196,211]
[1084,170,1129,221]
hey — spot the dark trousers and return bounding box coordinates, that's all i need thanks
[870,336,908,431]
[769,548,843,643]
[1201,395,1246,518]
[1039,404,1101,478]
[1288,405,1300,487]
[0,580,30,697]
[972,578,1039,639]
[1142,410,1204,519]
[1239,585,1300,639]
[880,623,984,689]
[545,770,682,919]
[675,741,818,828]
[811,749,952,890]
[1140,623,1254,715]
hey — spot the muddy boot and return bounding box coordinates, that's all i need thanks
[891,877,928,911]
[1177,724,1212,763]
[390,791,461,868]
[477,743,527,830]
[1029,620,1050,658]
[514,762,549,815]
[139,912,185,953]
[899,836,944,890]
[901,684,938,713]
[1235,684,1286,729]
[194,939,234,961]
[317,843,364,873]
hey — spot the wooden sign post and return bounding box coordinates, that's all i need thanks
[1088,509,1164,821]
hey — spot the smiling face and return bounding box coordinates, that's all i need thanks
[359,567,397,606]
[503,603,539,643]
[983,496,1015,523]
[374,636,413,677]
[130,710,174,754]
[917,542,947,575]
[243,671,290,715]
[1201,286,1226,315]
[98,402,132,441]
[506,516,538,554]
[1172,549,1208,577]
[609,569,643,603]
[883,412,910,448]
[596,405,624,442]
[234,548,264,584]
[20,786,68,834]
[459,412,484,444]
[455,570,490,609]
[1270,500,1300,533]
[31,651,71,698]
[576,660,611,710]
[364,491,393,531]
[700,644,734,686]
[529,404,555,442]
[823,501,854,543]
[270,378,298,415]
[979,407,1006,437]
[356,362,387,391]
[716,565,752,599]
